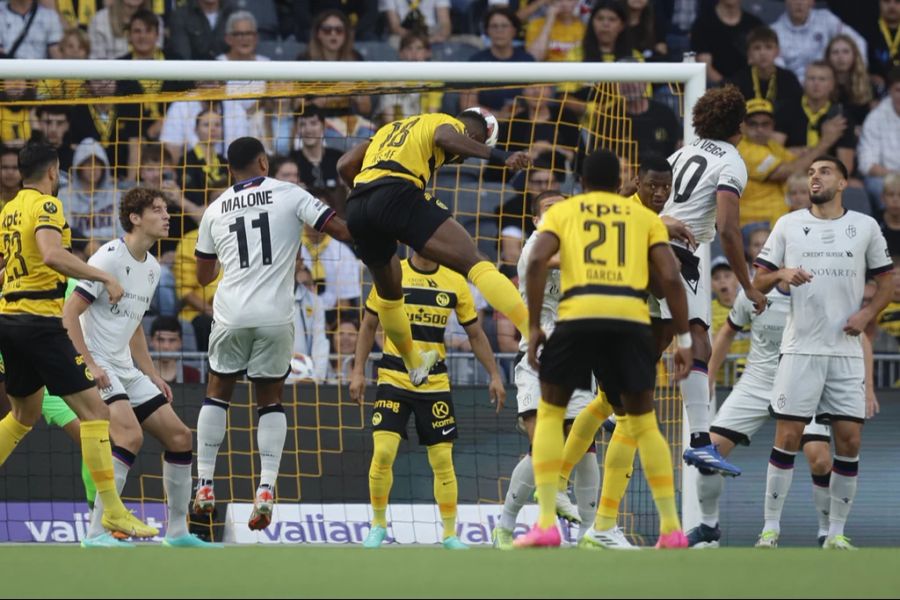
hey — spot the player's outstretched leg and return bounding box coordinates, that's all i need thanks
[495,453,533,549]
[557,392,612,524]
[365,431,401,548]
[428,442,467,549]
[579,416,638,550]
[194,396,229,513]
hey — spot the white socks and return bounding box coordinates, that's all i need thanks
[257,405,287,490]
[680,364,711,442]
[763,447,796,534]
[697,472,724,528]
[164,451,193,539]
[572,451,600,539]
[499,454,534,532]
[828,455,859,539]
[196,398,228,484]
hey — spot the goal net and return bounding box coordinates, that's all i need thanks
[0,59,706,545]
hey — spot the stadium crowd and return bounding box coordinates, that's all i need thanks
[1,0,900,384]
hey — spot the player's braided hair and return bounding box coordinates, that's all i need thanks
[120,187,164,232]
[692,85,746,141]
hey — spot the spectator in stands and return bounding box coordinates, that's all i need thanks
[290,257,329,383]
[858,68,900,205]
[0,145,20,206]
[381,0,451,45]
[37,29,88,101]
[377,32,444,124]
[290,107,342,191]
[525,0,583,62]
[0,80,33,148]
[690,0,762,86]
[460,7,534,120]
[826,35,874,134]
[876,256,900,349]
[300,190,362,319]
[879,173,900,255]
[60,137,118,248]
[0,0,62,59]
[181,109,229,207]
[149,316,202,384]
[869,0,900,91]
[500,84,580,162]
[581,0,641,63]
[301,10,372,134]
[738,98,843,228]
[623,0,668,60]
[160,91,249,163]
[294,0,378,42]
[771,0,868,83]
[620,78,681,162]
[269,155,302,186]
[67,78,130,177]
[329,313,360,384]
[730,26,803,130]
[743,222,771,273]
[89,0,162,59]
[785,171,811,212]
[654,0,701,60]
[173,227,220,352]
[167,0,234,61]
[34,105,73,174]
[775,61,857,178]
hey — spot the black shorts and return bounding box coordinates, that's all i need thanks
[539,319,656,408]
[346,178,451,267]
[0,315,95,397]
[372,385,458,446]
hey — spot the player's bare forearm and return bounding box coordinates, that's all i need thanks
[322,216,352,243]
[36,229,111,284]
[196,257,219,286]
[337,141,369,187]
[650,244,689,334]
[525,233,558,331]
[717,217,752,291]
[353,310,379,379]
[708,323,738,386]
[434,124,493,160]
[465,321,501,380]
[859,273,894,326]
[62,294,99,370]
[752,266,782,294]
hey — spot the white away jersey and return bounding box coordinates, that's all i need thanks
[755,209,892,357]
[74,239,160,369]
[660,138,748,244]
[195,176,335,328]
[727,287,790,384]
[517,230,561,353]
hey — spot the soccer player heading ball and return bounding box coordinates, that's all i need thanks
[338,108,530,386]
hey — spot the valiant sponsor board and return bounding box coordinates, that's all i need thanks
[224,504,584,545]
[0,502,169,543]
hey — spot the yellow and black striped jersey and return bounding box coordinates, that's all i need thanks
[366,259,478,394]
[538,191,669,325]
[354,113,466,190]
[0,189,71,317]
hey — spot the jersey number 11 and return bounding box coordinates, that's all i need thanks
[228,212,272,269]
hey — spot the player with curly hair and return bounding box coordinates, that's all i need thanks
[657,86,768,476]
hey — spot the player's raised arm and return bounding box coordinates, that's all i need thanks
[650,242,692,381]
[337,140,371,187]
[433,123,529,170]
[524,230,559,369]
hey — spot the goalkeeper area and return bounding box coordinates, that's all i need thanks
[1,58,900,574]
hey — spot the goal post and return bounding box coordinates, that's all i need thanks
[0,58,708,542]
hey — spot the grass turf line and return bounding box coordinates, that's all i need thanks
[1,546,898,598]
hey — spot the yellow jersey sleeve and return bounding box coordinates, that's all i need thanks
[454,279,478,326]
[365,285,379,314]
[648,211,669,248]
[32,195,66,234]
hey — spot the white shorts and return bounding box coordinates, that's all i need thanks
[772,354,865,423]
[208,321,294,380]
[659,245,709,326]
[711,373,831,445]
[514,354,593,421]
[95,360,166,421]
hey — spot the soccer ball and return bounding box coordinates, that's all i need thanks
[462,106,499,148]
[289,353,316,381]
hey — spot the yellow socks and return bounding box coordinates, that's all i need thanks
[467,261,529,340]
[369,431,400,528]
[0,413,32,467]
[558,391,613,491]
[594,416,637,531]
[532,400,566,529]
[427,442,458,539]
[375,296,421,371]
[80,419,128,515]
[627,411,681,534]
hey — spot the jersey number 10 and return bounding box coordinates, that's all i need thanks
[228,213,272,269]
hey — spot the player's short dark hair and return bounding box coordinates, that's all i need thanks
[119,187,164,232]
[483,6,521,36]
[531,189,567,216]
[746,25,778,47]
[811,154,849,180]
[638,154,672,176]
[227,137,266,171]
[17,137,58,182]
[129,8,159,32]
[581,149,620,192]
[692,86,746,141]
[456,110,488,140]
[150,315,183,338]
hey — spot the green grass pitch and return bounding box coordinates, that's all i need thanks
[1,546,899,598]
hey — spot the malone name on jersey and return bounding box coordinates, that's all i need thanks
[220,189,274,213]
